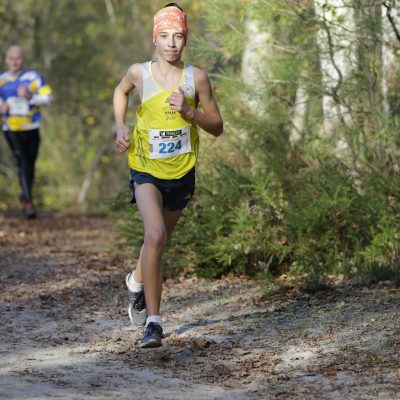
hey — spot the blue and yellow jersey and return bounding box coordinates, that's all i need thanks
[128,62,199,180]
[0,69,52,132]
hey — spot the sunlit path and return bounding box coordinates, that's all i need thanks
[0,213,399,399]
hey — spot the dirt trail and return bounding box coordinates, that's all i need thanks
[0,213,399,400]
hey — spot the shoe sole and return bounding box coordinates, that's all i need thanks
[22,210,37,219]
[126,273,147,327]
[140,339,162,349]
[128,305,147,327]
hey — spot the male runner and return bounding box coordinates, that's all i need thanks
[113,3,223,348]
[0,45,52,218]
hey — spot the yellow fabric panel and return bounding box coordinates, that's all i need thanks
[7,116,33,131]
[38,84,52,96]
[128,81,199,180]
[28,79,38,93]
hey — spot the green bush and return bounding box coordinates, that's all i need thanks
[358,174,400,283]
[111,1,400,287]
[114,134,399,287]
[285,159,373,281]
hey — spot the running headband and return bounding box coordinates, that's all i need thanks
[153,6,188,43]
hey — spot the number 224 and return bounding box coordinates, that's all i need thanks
[159,140,182,154]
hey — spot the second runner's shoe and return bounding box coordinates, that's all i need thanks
[19,195,37,219]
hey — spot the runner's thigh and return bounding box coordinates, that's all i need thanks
[134,183,166,241]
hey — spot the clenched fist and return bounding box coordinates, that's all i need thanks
[167,87,194,119]
[115,125,130,152]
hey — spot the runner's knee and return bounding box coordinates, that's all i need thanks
[143,228,167,251]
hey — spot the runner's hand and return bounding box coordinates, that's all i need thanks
[0,102,9,114]
[115,125,130,152]
[168,87,194,119]
[17,85,32,99]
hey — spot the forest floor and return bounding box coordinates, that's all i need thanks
[0,212,399,400]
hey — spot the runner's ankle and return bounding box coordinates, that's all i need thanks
[127,271,143,292]
[146,315,162,327]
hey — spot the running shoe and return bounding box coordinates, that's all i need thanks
[126,272,147,327]
[140,322,163,348]
[19,195,36,219]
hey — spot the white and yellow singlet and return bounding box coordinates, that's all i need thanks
[128,62,199,180]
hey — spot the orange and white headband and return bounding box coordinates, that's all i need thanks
[153,6,188,43]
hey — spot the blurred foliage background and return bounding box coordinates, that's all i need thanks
[1,0,400,286]
[0,0,204,209]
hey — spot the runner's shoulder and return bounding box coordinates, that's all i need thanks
[19,70,42,82]
[192,66,208,78]
[192,66,212,88]
[0,71,12,85]
[127,63,143,77]
[126,63,143,85]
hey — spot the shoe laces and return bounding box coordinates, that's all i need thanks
[129,290,146,311]
[145,322,163,336]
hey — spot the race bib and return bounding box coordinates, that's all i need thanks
[8,97,29,116]
[149,126,191,159]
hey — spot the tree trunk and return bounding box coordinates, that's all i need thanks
[290,73,308,143]
[382,1,400,116]
[241,18,271,114]
[313,0,357,137]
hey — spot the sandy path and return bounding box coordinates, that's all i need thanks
[0,213,399,399]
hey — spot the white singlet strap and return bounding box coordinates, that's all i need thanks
[181,64,196,100]
[141,62,161,102]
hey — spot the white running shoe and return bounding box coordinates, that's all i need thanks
[126,272,147,327]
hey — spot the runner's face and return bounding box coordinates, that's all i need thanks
[5,47,24,73]
[155,29,186,62]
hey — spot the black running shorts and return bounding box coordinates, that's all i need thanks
[129,168,195,211]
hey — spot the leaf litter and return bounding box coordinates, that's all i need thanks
[0,213,399,399]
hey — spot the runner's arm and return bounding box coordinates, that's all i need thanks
[28,73,53,106]
[0,88,9,114]
[168,68,223,137]
[191,68,223,136]
[113,64,140,152]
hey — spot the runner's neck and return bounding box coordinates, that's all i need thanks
[150,60,184,91]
